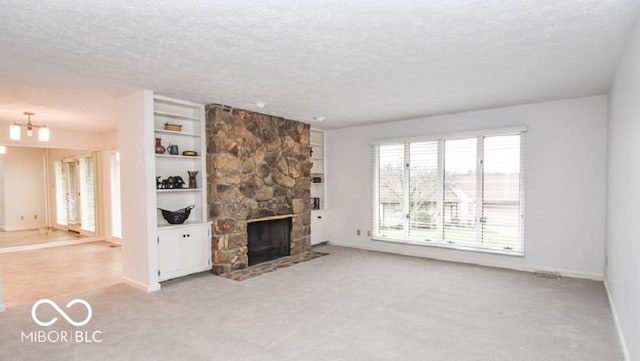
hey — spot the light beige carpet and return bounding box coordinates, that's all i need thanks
[0,245,624,360]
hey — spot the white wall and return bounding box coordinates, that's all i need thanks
[118,89,160,292]
[0,147,47,231]
[100,131,119,242]
[606,8,640,360]
[326,95,608,279]
[0,266,4,312]
[0,156,4,229]
[0,124,110,151]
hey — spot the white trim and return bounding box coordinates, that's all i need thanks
[0,224,48,232]
[604,279,630,361]
[153,94,203,108]
[122,276,161,293]
[372,236,524,256]
[0,303,5,313]
[370,126,528,145]
[0,236,103,254]
[105,237,122,246]
[327,240,603,281]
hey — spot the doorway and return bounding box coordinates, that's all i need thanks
[55,153,97,235]
[0,146,122,309]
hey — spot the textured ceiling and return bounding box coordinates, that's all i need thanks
[0,0,639,131]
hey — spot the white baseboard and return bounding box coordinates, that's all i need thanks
[0,303,5,313]
[1,224,48,232]
[122,276,161,293]
[604,279,630,361]
[105,238,122,246]
[0,237,104,254]
[327,239,603,281]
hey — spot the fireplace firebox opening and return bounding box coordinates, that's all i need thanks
[247,216,292,266]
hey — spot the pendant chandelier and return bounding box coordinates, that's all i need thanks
[9,112,50,142]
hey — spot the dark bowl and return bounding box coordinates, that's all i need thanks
[158,205,195,224]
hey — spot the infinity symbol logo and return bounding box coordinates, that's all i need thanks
[31,299,93,327]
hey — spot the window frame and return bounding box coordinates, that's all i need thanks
[371,127,526,256]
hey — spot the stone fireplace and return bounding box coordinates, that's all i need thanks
[206,105,312,274]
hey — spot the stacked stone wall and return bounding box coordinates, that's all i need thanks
[206,105,311,274]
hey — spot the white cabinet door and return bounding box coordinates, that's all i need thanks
[310,211,329,245]
[158,223,211,281]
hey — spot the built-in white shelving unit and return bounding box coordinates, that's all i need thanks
[310,129,329,245]
[153,94,211,281]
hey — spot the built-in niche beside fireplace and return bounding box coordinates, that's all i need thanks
[206,105,312,274]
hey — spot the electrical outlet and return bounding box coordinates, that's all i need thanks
[20,215,24,220]
[34,214,38,220]
[356,229,361,236]
[367,230,371,237]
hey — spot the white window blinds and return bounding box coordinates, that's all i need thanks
[372,128,526,255]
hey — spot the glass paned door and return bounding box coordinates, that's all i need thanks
[79,155,96,233]
[63,159,80,231]
[57,154,98,235]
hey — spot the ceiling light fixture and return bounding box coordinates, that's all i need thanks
[9,112,50,142]
[313,116,326,122]
[253,102,266,108]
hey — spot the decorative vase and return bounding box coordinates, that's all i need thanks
[155,138,166,154]
[187,171,198,189]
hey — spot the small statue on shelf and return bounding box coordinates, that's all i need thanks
[187,171,198,189]
[157,175,186,189]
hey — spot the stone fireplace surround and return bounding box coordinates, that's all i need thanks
[206,105,312,274]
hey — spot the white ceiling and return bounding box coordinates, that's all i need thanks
[1,0,639,132]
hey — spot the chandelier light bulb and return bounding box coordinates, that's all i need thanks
[9,124,21,140]
[38,126,50,142]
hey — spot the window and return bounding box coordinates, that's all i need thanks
[110,152,122,239]
[79,155,96,233]
[373,129,525,254]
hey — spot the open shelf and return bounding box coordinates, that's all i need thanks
[156,188,202,193]
[155,154,201,159]
[154,110,200,121]
[154,129,201,137]
[157,221,209,229]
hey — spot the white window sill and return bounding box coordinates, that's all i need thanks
[371,236,524,257]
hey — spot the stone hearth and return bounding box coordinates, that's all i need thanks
[206,105,312,274]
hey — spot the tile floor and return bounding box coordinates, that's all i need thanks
[0,241,122,307]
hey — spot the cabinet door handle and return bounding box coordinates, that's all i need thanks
[317,216,322,219]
